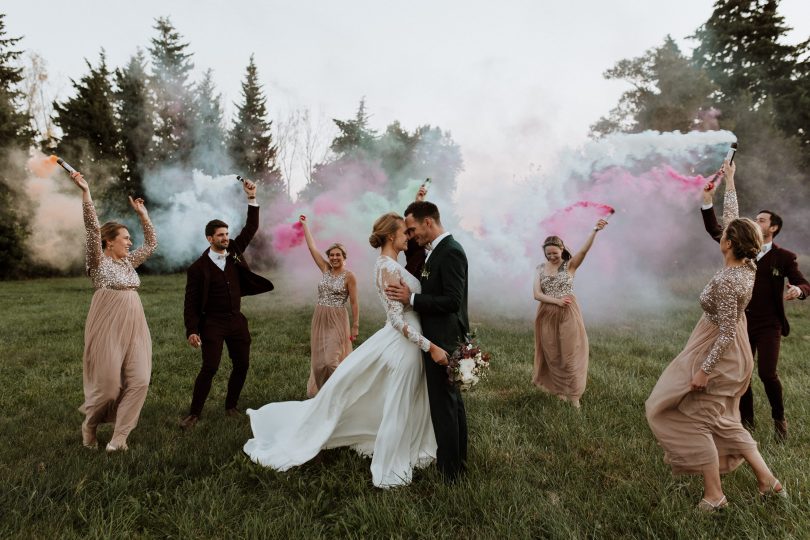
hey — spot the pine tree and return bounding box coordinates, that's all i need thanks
[330,97,377,156]
[591,36,716,136]
[228,55,281,193]
[191,69,228,175]
[0,12,34,279]
[114,50,153,199]
[0,13,32,148]
[52,51,120,178]
[692,0,810,153]
[147,16,195,167]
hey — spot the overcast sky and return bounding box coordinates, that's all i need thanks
[4,0,809,193]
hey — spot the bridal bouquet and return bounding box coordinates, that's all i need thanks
[447,333,491,391]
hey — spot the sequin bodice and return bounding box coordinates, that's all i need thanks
[316,271,350,307]
[83,201,157,290]
[538,261,575,299]
[698,188,756,373]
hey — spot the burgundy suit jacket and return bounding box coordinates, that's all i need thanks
[184,205,274,337]
[702,207,810,336]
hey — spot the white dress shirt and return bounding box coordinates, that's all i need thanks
[410,231,451,305]
[757,241,772,262]
[208,250,229,271]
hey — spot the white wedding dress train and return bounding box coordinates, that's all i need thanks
[244,256,437,488]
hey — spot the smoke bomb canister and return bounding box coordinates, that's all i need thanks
[725,142,738,164]
[56,157,77,174]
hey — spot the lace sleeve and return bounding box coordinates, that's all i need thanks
[377,263,431,352]
[722,189,739,228]
[127,217,158,269]
[701,276,739,374]
[83,201,102,275]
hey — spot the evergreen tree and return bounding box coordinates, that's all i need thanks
[330,97,377,156]
[228,55,281,194]
[147,16,195,167]
[114,50,153,199]
[692,0,810,154]
[52,51,120,194]
[0,13,32,148]
[191,69,228,175]
[0,12,34,279]
[591,36,716,136]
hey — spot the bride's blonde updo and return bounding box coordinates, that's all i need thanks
[369,212,404,249]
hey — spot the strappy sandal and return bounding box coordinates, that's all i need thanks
[759,479,788,499]
[697,495,728,512]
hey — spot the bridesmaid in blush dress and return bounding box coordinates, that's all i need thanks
[646,161,786,511]
[532,218,607,408]
[69,171,157,452]
[299,215,359,397]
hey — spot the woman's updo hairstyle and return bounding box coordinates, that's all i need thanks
[725,217,762,261]
[100,221,128,250]
[369,212,404,249]
[325,243,347,259]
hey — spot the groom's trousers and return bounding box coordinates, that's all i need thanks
[423,355,468,480]
[189,313,252,416]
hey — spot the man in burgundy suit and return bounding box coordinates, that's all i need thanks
[702,172,810,440]
[180,179,274,429]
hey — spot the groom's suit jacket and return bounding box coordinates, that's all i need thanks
[184,205,274,337]
[702,207,809,337]
[413,235,469,352]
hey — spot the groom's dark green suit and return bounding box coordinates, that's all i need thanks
[412,234,469,480]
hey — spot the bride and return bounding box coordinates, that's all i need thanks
[243,212,449,488]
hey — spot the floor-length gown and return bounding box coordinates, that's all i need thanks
[244,255,437,488]
[646,189,758,474]
[532,260,589,401]
[80,202,157,448]
[307,270,352,397]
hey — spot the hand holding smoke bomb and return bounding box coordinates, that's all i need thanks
[706,142,738,190]
[416,178,431,201]
[49,154,77,175]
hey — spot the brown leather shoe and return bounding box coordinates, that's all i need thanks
[179,415,199,429]
[225,408,242,418]
[774,419,788,441]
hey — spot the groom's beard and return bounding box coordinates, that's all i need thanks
[211,240,229,252]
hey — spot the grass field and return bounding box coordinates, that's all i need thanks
[1,273,809,539]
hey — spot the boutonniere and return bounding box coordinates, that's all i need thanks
[231,252,242,264]
[421,264,431,280]
[771,266,781,278]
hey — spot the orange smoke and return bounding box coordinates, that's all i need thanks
[27,152,60,178]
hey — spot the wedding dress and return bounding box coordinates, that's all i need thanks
[244,255,437,487]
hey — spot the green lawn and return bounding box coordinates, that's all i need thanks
[1,274,808,538]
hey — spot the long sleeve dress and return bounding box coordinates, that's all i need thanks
[307,270,353,397]
[244,255,437,488]
[645,189,757,474]
[532,260,590,402]
[79,202,157,448]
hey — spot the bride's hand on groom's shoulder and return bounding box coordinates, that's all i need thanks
[429,343,449,366]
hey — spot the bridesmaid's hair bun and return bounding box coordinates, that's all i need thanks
[542,235,572,261]
[100,221,128,249]
[369,212,404,249]
[725,218,763,261]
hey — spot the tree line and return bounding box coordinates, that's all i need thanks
[0,15,463,278]
[592,0,810,241]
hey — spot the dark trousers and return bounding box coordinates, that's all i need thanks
[423,354,468,480]
[189,313,251,416]
[740,324,784,425]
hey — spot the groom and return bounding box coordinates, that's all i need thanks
[387,201,469,481]
[180,178,274,429]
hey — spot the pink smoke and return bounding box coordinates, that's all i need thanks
[271,221,304,252]
[540,200,615,236]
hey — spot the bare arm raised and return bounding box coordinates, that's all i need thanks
[568,219,608,273]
